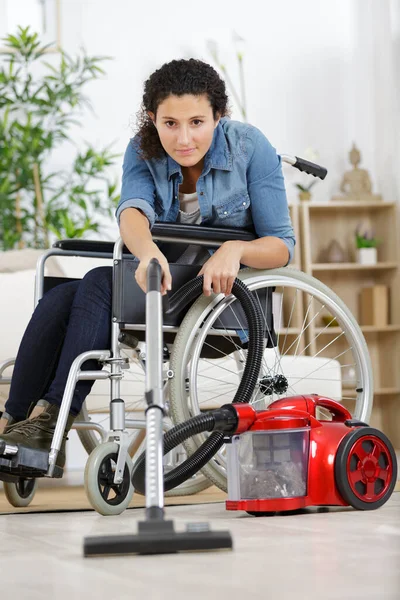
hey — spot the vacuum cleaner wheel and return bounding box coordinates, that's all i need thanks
[335,427,397,510]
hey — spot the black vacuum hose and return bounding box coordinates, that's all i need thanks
[166,276,265,407]
[132,276,265,493]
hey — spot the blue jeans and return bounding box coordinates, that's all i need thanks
[5,266,112,419]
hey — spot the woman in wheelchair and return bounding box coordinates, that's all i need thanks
[0,58,295,467]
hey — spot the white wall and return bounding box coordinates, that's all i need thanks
[54,0,359,210]
[2,0,399,231]
[350,0,400,203]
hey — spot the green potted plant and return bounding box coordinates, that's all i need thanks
[294,148,320,202]
[0,27,120,251]
[295,180,317,202]
[355,225,381,265]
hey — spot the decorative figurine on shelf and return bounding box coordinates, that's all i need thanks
[332,144,382,202]
[326,239,347,263]
[317,239,348,263]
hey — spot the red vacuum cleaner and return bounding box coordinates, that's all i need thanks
[226,394,397,514]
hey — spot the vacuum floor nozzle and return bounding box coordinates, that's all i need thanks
[83,519,233,556]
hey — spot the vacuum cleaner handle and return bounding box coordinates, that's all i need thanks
[312,396,352,422]
[253,408,321,429]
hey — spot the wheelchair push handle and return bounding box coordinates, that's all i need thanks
[147,258,162,292]
[281,154,328,180]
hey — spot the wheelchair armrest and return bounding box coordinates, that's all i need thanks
[52,224,256,254]
[53,239,124,254]
[151,223,256,245]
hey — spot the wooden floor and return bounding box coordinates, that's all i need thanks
[1,492,399,600]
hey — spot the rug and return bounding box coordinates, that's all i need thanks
[0,484,226,515]
[1,481,398,515]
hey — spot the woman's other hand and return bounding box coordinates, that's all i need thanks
[198,241,243,296]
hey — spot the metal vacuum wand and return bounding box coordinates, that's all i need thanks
[83,259,233,556]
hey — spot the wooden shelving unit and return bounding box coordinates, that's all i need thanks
[314,325,400,334]
[312,262,398,271]
[289,203,301,270]
[299,200,400,448]
[272,204,307,352]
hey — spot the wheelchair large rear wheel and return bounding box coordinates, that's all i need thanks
[169,267,373,492]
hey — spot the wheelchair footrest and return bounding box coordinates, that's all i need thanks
[0,442,63,479]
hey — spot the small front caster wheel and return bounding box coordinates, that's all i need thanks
[84,442,134,516]
[3,478,38,507]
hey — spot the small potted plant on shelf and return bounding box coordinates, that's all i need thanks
[294,148,320,201]
[295,180,318,202]
[355,225,381,265]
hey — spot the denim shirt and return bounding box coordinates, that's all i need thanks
[116,117,295,262]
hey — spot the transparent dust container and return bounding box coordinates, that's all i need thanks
[227,428,310,500]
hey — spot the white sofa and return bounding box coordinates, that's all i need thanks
[0,250,130,471]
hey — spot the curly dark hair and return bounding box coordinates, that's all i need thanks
[135,59,230,160]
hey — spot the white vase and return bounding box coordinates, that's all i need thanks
[357,247,377,265]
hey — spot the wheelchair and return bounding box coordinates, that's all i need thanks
[0,163,374,516]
